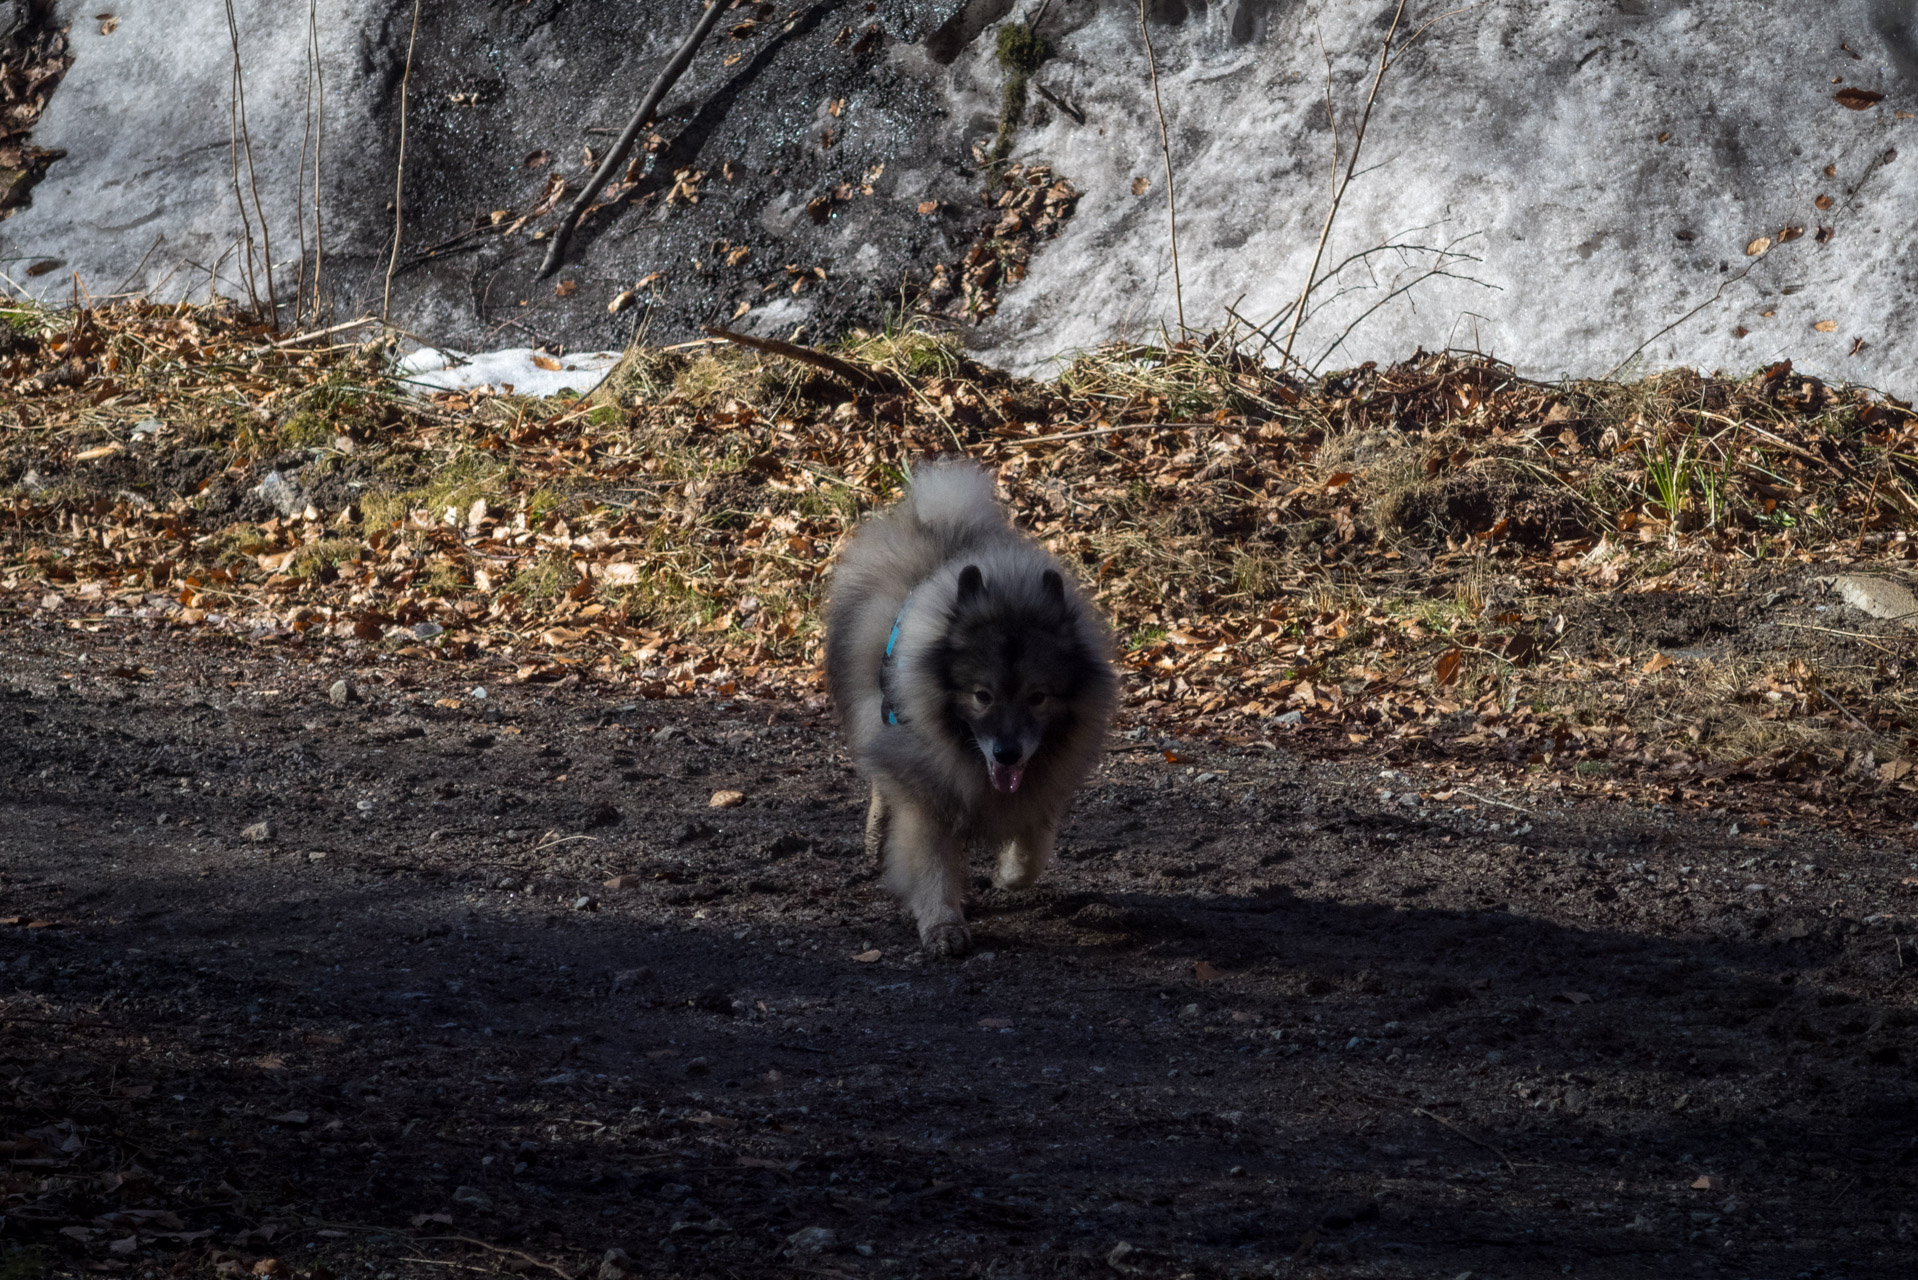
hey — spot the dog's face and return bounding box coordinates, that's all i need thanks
[940,565,1085,794]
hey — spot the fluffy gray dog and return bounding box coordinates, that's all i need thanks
[824,459,1118,956]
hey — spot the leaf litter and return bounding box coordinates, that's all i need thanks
[7,301,1918,833]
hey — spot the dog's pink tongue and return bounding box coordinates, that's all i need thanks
[989,762,1025,794]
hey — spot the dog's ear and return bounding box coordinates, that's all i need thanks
[1040,569,1066,603]
[956,564,984,599]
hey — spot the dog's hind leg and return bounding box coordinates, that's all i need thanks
[879,794,971,957]
[864,787,890,862]
[994,823,1055,890]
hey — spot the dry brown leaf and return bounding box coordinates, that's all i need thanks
[1835,86,1885,110]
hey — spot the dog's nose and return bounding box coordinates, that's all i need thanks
[992,743,1021,765]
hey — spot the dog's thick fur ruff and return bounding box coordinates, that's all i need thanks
[824,459,1118,956]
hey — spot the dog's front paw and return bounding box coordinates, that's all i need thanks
[920,921,973,958]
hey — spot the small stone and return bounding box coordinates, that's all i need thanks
[785,1226,836,1256]
[451,1185,491,1211]
[603,874,641,889]
[242,820,276,843]
[1105,1241,1138,1269]
[572,895,597,911]
[328,679,354,707]
[610,967,651,991]
[256,470,308,518]
[413,621,444,640]
[307,852,326,863]
[596,1249,630,1280]
[1826,573,1918,628]
[683,1056,712,1077]
[708,789,746,809]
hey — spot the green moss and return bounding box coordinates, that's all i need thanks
[996,21,1052,76]
[0,1249,49,1280]
[289,536,365,580]
[503,549,577,604]
[989,22,1053,166]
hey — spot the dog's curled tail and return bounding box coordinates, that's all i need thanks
[902,459,1003,536]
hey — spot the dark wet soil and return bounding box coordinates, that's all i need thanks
[3,613,1917,1280]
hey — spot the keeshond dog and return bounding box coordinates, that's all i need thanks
[824,459,1118,957]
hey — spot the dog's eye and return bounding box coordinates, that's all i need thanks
[1026,691,1048,707]
[973,688,993,705]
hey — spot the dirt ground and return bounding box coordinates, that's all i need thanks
[4,608,1918,1280]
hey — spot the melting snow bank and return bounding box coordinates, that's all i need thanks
[396,347,624,398]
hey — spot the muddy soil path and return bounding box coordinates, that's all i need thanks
[2,616,1916,1280]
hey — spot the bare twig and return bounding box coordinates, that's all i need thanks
[997,421,1212,447]
[1603,261,1755,380]
[1414,1106,1518,1175]
[1448,787,1532,815]
[254,316,378,352]
[1137,0,1183,332]
[1034,82,1084,125]
[703,325,892,390]
[294,6,314,322]
[222,1,267,318]
[307,0,328,324]
[383,0,423,324]
[1311,237,1496,372]
[1280,0,1408,369]
[1819,686,1874,733]
[417,1237,577,1280]
[537,0,730,280]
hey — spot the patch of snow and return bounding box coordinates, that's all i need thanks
[960,0,1918,392]
[396,347,623,398]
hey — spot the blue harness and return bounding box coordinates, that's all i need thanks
[880,590,915,726]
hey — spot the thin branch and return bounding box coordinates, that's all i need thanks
[309,0,328,325]
[222,1,262,317]
[1137,0,1184,332]
[1281,0,1408,370]
[415,1237,577,1280]
[1414,1106,1519,1176]
[703,325,893,391]
[1312,261,1498,373]
[294,2,314,323]
[1602,261,1755,381]
[383,0,423,324]
[228,2,277,321]
[537,0,730,280]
